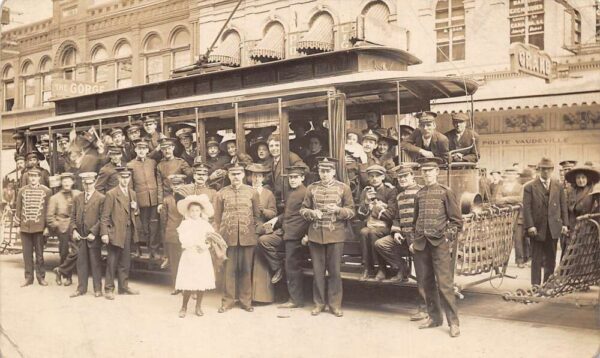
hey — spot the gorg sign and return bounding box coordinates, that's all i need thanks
[510,42,553,82]
[51,79,106,99]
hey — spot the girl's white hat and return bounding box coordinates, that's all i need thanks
[177,194,214,218]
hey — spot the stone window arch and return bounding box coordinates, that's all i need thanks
[2,64,15,111]
[91,45,109,86]
[39,56,52,104]
[59,44,78,80]
[20,60,36,109]
[114,40,133,88]
[143,33,164,83]
[170,27,191,70]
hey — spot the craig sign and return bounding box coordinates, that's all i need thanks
[510,42,553,82]
[51,79,106,99]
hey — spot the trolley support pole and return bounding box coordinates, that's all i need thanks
[396,81,402,164]
[160,111,164,135]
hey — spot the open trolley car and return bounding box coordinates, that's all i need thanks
[1,46,520,295]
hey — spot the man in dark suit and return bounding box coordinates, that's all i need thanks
[444,113,480,163]
[401,112,449,163]
[96,145,128,194]
[101,167,141,300]
[523,157,569,286]
[69,172,105,298]
[263,132,305,206]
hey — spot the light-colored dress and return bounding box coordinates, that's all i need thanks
[175,218,216,291]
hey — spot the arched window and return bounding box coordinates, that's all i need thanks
[91,45,109,86]
[297,12,334,54]
[144,34,163,83]
[208,30,242,67]
[435,0,465,62]
[60,45,78,79]
[250,22,285,63]
[171,28,191,70]
[2,65,15,112]
[40,57,52,104]
[21,61,35,109]
[115,41,132,88]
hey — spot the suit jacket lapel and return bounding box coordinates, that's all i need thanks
[116,188,130,214]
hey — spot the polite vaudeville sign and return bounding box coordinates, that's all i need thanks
[51,78,106,99]
[509,42,553,82]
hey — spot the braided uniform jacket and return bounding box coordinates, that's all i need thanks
[15,184,52,233]
[413,183,462,251]
[301,180,355,244]
[213,184,261,247]
[390,183,422,244]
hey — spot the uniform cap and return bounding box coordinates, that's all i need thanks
[126,124,141,133]
[159,137,177,148]
[286,163,309,176]
[25,151,43,161]
[361,129,379,142]
[27,167,42,176]
[399,125,415,136]
[57,135,70,143]
[175,127,194,139]
[366,164,386,175]
[110,128,124,137]
[559,160,577,169]
[226,162,246,173]
[115,166,132,177]
[134,138,150,148]
[416,111,438,124]
[419,157,444,170]
[60,172,75,180]
[143,115,158,124]
[12,132,24,140]
[192,156,211,173]
[14,154,25,162]
[390,164,416,177]
[317,157,337,169]
[107,145,123,155]
[451,112,469,122]
[79,172,97,183]
[167,174,187,185]
[206,136,220,147]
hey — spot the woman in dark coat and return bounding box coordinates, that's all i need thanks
[563,165,600,257]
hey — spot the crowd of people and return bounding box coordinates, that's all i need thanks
[3,110,600,338]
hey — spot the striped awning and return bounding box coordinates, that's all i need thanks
[208,32,241,67]
[250,24,285,62]
[297,14,334,54]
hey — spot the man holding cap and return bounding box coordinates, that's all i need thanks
[300,157,355,317]
[96,145,129,194]
[101,167,141,299]
[412,158,462,337]
[356,164,397,281]
[523,157,569,286]
[128,138,160,258]
[445,112,480,163]
[68,172,105,298]
[213,162,262,313]
[402,112,450,163]
[47,172,81,283]
[258,164,310,308]
[15,167,52,287]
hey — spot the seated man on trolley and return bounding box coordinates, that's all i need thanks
[401,112,449,163]
[444,113,480,163]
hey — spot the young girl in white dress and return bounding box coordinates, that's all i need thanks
[175,194,216,318]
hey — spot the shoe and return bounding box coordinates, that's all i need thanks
[271,268,284,284]
[449,324,460,338]
[105,292,115,300]
[331,308,344,317]
[278,301,302,309]
[94,291,103,298]
[53,268,63,286]
[195,307,203,316]
[410,311,428,321]
[38,279,48,286]
[517,263,525,268]
[63,277,72,286]
[385,273,406,283]
[419,319,442,329]
[311,305,325,316]
[170,289,181,295]
[160,258,169,270]
[20,280,33,287]
[359,269,370,281]
[375,270,386,281]
[240,304,254,312]
[118,287,140,295]
[179,308,186,318]
[218,304,233,313]
[70,291,85,298]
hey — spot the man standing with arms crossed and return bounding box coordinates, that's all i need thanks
[412,158,462,337]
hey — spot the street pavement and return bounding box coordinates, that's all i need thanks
[1,253,599,358]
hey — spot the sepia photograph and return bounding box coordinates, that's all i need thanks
[0,0,599,357]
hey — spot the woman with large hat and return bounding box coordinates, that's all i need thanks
[564,165,600,255]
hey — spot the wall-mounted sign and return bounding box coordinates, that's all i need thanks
[509,42,553,82]
[51,78,106,99]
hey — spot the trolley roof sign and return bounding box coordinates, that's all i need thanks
[51,78,107,100]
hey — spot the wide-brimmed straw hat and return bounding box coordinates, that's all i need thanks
[564,166,600,186]
[177,194,214,219]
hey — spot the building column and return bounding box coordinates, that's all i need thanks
[131,25,142,85]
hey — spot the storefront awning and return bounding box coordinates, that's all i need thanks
[296,15,334,54]
[250,25,285,62]
[208,33,241,67]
